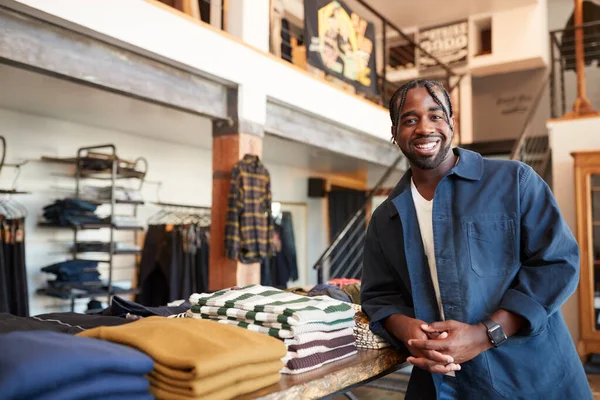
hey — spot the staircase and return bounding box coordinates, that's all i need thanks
[510,74,552,181]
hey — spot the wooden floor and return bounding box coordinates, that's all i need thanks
[334,371,600,399]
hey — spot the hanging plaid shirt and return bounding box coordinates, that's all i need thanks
[225,155,274,263]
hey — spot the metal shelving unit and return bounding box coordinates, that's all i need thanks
[39,144,148,311]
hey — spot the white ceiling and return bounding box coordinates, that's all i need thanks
[354,0,538,29]
[0,63,391,176]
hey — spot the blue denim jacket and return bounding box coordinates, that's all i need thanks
[361,148,591,399]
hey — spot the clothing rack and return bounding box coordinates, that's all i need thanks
[0,136,30,316]
[137,202,211,306]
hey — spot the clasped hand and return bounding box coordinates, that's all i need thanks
[404,319,490,374]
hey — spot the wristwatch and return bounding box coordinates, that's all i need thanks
[482,318,508,347]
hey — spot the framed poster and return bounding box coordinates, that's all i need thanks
[419,20,468,70]
[304,0,378,95]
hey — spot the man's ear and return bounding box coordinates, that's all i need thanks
[391,125,397,143]
[449,116,456,132]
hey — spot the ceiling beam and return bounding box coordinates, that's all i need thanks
[0,6,228,120]
[265,100,400,167]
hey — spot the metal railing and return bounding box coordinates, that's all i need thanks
[269,0,461,108]
[511,73,551,179]
[313,154,405,283]
[550,20,600,118]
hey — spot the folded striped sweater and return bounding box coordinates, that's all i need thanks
[188,285,356,339]
[280,343,357,375]
[187,312,354,339]
[190,285,354,322]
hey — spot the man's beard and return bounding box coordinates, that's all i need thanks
[402,138,452,170]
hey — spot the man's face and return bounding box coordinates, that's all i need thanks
[392,87,454,170]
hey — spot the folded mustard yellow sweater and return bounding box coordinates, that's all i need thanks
[147,360,282,396]
[77,317,286,382]
[150,373,280,400]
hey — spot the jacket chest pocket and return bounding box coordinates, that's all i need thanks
[466,219,517,277]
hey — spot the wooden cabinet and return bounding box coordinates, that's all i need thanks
[573,150,600,357]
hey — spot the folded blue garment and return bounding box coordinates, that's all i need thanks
[0,331,153,400]
[42,260,98,275]
[34,373,150,400]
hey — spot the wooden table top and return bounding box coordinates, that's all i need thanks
[236,348,408,400]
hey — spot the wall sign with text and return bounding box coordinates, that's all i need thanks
[418,20,469,70]
[304,0,378,95]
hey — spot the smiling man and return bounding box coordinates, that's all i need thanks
[360,79,591,399]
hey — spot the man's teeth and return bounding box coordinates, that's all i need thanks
[416,142,437,150]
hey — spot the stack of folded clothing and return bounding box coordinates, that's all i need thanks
[79,317,286,400]
[0,330,154,400]
[350,304,389,349]
[72,241,141,254]
[41,259,102,298]
[40,260,125,299]
[80,185,144,203]
[42,198,108,227]
[188,284,357,374]
[42,260,101,283]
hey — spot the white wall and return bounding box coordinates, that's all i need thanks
[472,67,549,142]
[469,0,549,76]
[9,0,391,142]
[548,116,600,343]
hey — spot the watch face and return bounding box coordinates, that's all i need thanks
[489,325,507,346]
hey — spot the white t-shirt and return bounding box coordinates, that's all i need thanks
[410,178,445,321]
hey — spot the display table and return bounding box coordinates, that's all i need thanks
[237,348,408,400]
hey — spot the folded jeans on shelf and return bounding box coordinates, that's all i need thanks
[41,260,99,275]
[43,198,98,212]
